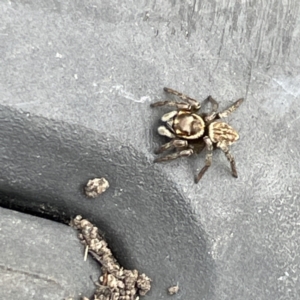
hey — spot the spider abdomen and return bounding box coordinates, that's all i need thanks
[208,121,239,145]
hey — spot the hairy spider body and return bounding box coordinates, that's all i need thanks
[150,87,243,183]
[209,122,239,144]
[165,110,205,139]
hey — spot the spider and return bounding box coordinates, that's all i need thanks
[150,87,244,183]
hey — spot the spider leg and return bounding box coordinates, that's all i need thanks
[150,101,193,110]
[205,96,219,121]
[154,148,193,163]
[217,142,238,178]
[206,96,219,113]
[218,98,244,118]
[195,136,213,183]
[154,139,188,154]
[163,87,201,110]
[190,139,206,154]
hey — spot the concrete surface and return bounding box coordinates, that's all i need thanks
[0,105,214,299]
[0,207,100,300]
[1,0,300,299]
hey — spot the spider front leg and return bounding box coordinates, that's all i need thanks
[218,98,244,118]
[195,136,213,183]
[150,101,194,110]
[217,142,238,178]
[154,148,193,163]
[154,139,188,154]
[163,87,201,110]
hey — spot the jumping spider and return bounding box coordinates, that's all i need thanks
[150,87,244,182]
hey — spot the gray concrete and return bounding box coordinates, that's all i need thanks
[0,207,100,300]
[0,105,214,299]
[1,0,300,299]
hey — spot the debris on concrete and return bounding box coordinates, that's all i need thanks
[168,284,179,295]
[71,215,151,300]
[84,178,109,198]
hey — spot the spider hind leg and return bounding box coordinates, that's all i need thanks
[217,142,238,178]
[218,98,244,118]
[205,96,219,121]
[195,136,213,183]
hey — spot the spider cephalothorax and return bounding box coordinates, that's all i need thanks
[150,87,244,182]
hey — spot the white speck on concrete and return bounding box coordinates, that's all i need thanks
[112,84,152,103]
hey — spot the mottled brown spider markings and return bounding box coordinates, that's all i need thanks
[150,87,244,183]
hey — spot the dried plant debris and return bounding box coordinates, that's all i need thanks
[168,284,179,295]
[85,178,110,198]
[71,215,151,300]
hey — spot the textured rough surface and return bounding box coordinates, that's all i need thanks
[72,215,151,300]
[0,105,213,299]
[0,207,100,300]
[1,1,300,300]
[85,178,110,198]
